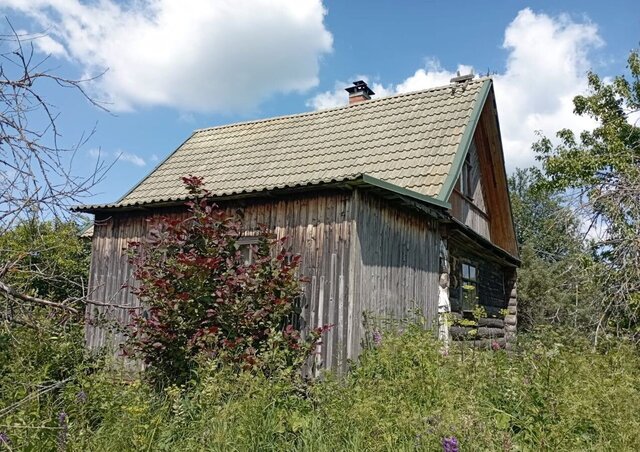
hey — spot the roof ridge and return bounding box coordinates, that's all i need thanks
[194,77,491,134]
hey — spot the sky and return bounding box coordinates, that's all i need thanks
[0,0,638,206]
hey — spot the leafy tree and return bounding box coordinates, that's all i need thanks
[509,168,581,260]
[0,220,91,433]
[535,50,640,338]
[0,25,107,426]
[509,169,601,331]
[0,220,90,304]
[126,176,328,387]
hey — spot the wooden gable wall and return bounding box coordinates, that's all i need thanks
[448,89,518,257]
[449,141,490,240]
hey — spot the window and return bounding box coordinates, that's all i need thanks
[460,152,473,199]
[460,262,478,312]
[237,236,260,265]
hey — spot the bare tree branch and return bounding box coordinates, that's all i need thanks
[0,19,110,233]
[0,279,78,314]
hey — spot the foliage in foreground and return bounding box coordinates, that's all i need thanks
[125,176,326,388]
[2,325,639,451]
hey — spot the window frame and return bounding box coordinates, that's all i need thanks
[460,152,474,200]
[460,261,479,313]
[237,235,260,265]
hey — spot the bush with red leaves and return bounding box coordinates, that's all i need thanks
[125,176,327,387]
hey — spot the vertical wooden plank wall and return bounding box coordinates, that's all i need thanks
[351,190,440,353]
[85,214,146,353]
[85,191,356,374]
[449,141,491,240]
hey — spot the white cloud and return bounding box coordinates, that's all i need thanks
[88,148,102,159]
[117,151,146,167]
[395,59,473,93]
[493,8,602,170]
[33,34,68,59]
[88,148,146,167]
[2,0,332,113]
[308,8,602,171]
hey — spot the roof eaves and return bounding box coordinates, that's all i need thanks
[72,175,367,213]
[437,78,492,202]
[488,90,520,260]
[72,173,451,214]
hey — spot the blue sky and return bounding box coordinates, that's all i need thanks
[1,0,638,206]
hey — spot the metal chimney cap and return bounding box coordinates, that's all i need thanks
[450,72,474,84]
[345,80,375,96]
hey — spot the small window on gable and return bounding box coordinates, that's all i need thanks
[460,152,473,199]
[237,236,260,265]
[461,262,478,312]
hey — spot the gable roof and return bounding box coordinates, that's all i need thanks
[77,78,492,211]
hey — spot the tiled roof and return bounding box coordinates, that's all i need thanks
[80,78,490,211]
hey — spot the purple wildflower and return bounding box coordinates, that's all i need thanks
[492,340,502,351]
[442,436,459,452]
[372,330,382,346]
[0,432,10,445]
[76,390,88,403]
[58,411,68,451]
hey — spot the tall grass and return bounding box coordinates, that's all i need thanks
[2,326,639,451]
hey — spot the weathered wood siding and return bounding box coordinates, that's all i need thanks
[87,188,444,374]
[474,92,518,256]
[86,190,356,374]
[351,190,441,344]
[450,141,491,240]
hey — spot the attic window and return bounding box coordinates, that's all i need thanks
[460,152,473,199]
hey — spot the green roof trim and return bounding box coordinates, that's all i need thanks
[361,174,451,209]
[437,79,492,201]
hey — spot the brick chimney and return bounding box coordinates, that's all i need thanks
[345,80,375,105]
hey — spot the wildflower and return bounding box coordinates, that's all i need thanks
[58,411,68,451]
[440,348,449,357]
[442,436,459,452]
[492,340,501,351]
[76,390,88,403]
[372,330,382,346]
[0,432,10,445]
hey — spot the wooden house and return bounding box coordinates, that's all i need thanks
[76,76,520,373]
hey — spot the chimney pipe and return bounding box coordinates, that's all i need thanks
[345,80,375,105]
